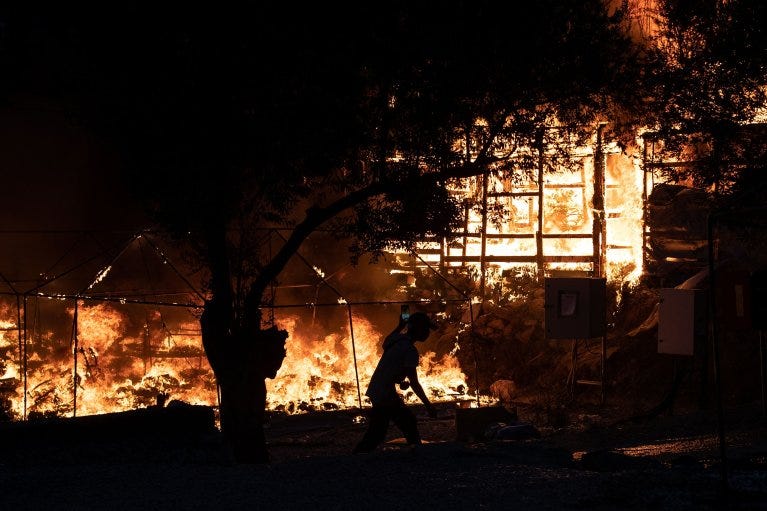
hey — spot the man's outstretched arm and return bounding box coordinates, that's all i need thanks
[404,367,437,418]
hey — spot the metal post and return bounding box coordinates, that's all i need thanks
[707,213,729,496]
[22,295,28,420]
[641,137,649,271]
[468,300,480,407]
[570,339,578,399]
[479,170,489,300]
[72,299,79,418]
[760,331,766,418]
[347,305,363,409]
[536,131,545,279]
[593,124,606,278]
[601,333,607,405]
[15,295,24,420]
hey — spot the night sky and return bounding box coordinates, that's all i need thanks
[0,7,171,286]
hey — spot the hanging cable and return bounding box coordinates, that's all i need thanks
[23,233,137,295]
[272,230,363,407]
[141,233,206,304]
[415,254,480,406]
[41,232,86,281]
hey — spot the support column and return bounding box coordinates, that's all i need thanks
[72,299,79,418]
[593,124,607,278]
[479,170,489,301]
[536,130,545,279]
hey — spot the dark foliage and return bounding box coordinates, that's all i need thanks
[644,0,767,194]
[0,1,657,461]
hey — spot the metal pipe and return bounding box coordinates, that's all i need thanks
[141,233,206,302]
[593,124,607,278]
[347,305,363,409]
[479,170,489,300]
[22,295,28,420]
[537,131,545,278]
[760,331,766,418]
[15,294,23,420]
[707,212,729,496]
[72,299,79,418]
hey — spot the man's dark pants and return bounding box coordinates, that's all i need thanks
[353,399,421,453]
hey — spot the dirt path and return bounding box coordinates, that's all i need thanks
[1,402,765,510]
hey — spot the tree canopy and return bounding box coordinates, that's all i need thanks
[1,1,647,313]
[642,0,767,192]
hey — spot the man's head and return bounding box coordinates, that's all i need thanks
[407,312,437,342]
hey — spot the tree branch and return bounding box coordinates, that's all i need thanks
[246,180,391,317]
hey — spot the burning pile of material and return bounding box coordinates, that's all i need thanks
[0,300,470,420]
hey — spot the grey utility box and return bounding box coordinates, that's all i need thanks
[544,277,606,339]
[658,288,707,356]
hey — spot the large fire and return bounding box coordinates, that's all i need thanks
[0,126,649,422]
[416,134,646,290]
[267,314,468,412]
[0,300,469,420]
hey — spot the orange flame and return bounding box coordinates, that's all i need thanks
[267,313,468,412]
[1,303,468,419]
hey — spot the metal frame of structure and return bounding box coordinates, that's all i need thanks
[412,124,617,401]
[0,228,479,420]
[424,124,614,289]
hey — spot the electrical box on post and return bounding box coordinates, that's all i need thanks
[544,278,606,339]
[718,270,752,331]
[658,288,707,356]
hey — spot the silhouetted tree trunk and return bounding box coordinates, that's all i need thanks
[200,226,287,463]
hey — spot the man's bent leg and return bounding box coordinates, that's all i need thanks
[391,401,421,445]
[353,405,391,453]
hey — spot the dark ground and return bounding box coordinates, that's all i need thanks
[1,399,765,510]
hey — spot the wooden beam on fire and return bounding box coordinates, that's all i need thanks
[441,254,595,264]
[644,160,706,169]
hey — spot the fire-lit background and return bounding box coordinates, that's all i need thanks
[1,0,765,423]
[0,123,661,420]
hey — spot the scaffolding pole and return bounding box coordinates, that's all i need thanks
[72,299,79,418]
[347,305,363,409]
[536,130,545,278]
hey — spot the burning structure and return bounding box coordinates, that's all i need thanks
[3,109,764,422]
[411,126,645,290]
[1,0,766,430]
[0,231,471,421]
[0,123,699,421]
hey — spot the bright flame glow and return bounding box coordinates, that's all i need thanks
[266,314,468,413]
[413,129,646,296]
[0,303,467,420]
